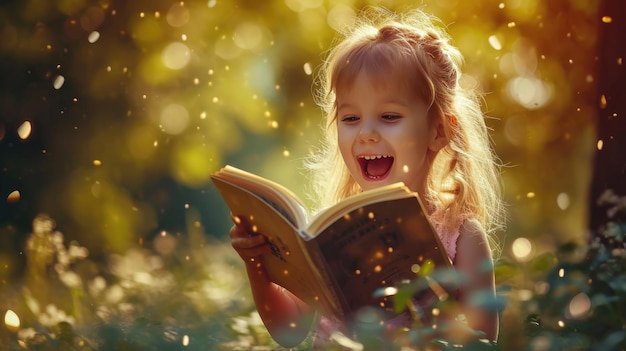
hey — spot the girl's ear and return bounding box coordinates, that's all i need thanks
[428,115,453,152]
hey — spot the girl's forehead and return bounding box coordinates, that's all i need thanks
[336,69,418,98]
[332,41,433,104]
[337,70,410,94]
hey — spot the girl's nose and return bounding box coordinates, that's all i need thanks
[358,120,380,143]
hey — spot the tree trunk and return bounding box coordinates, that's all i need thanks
[589,0,626,230]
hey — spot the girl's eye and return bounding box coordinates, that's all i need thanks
[341,116,359,123]
[382,114,401,121]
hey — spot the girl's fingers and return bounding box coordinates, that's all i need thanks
[241,243,271,258]
[231,235,267,249]
[228,214,270,260]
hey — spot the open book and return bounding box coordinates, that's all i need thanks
[211,165,452,321]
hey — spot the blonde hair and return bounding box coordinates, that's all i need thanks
[306,7,505,242]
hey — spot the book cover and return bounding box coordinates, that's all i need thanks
[211,165,452,319]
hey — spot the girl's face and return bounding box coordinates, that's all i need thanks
[336,73,447,195]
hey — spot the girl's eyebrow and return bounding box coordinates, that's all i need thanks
[337,100,409,111]
[336,102,354,111]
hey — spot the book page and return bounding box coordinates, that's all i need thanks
[213,166,309,228]
[309,196,451,318]
[305,183,412,236]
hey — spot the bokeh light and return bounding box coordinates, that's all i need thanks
[17,121,32,140]
[506,76,553,109]
[567,292,591,319]
[4,309,20,330]
[162,42,191,70]
[233,22,265,51]
[512,237,533,262]
[160,103,190,135]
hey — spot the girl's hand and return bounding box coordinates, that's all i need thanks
[229,215,271,262]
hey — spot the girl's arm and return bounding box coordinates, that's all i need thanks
[453,219,499,342]
[230,221,315,347]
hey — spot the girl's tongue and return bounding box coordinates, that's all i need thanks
[364,157,393,178]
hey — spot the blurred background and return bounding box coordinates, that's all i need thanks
[1,0,621,350]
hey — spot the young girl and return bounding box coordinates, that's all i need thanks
[229,7,505,349]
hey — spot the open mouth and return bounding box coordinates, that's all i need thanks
[357,155,394,180]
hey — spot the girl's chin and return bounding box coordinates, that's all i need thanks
[357,177,420,193]
[357,178,393,191]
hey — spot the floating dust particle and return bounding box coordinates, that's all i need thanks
[4,310,20,330]
[88,31,100,43]
[601,16,612,23]
[93,160,102,166]
[7,190,20,203]
[53,75,65,90]
[303,62,312,75]
[17,120,32,140]
[599,94,607,108]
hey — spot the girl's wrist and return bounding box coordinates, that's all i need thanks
[245,258,270,279]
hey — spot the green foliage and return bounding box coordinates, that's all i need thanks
[2,196,625,350]
[520,190,626,351]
